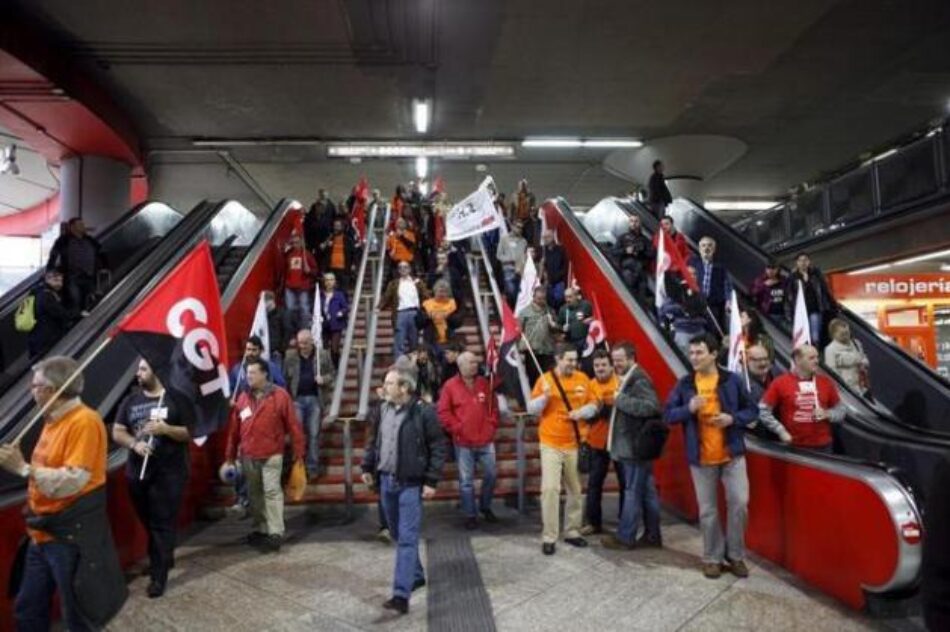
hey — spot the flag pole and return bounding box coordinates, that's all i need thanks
[10,336,113,446]
[139,388,166,480]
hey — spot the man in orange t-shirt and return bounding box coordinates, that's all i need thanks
[582,350,625,535]
[0,356,109,631]
[528,343,598,555]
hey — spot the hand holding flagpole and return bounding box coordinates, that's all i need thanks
[139,389,166,480]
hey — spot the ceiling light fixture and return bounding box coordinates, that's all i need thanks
[0,145,19,176]
[892,248,950,267]
[847,263,892,275]
[413,99,431,134]
[521,138,643,148]
[704,200,779,211]
[415,156,429,179]
[327,143,514,159]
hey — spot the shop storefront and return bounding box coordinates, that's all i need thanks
[828,273,950,379]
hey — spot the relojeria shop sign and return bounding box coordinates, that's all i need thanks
[830,273,950,300]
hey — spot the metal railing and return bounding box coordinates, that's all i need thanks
[356,205,393,420]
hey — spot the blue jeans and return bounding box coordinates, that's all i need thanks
[456,444,497,518]
[502,266,520,305]
[616,461,661,545]
[295,395,321,472]
[395,309,418,357]
[380,474,425,600]
[16,541,92,632]
[585,448,624,529]
[547,281,565,309]
[284,288,312,335]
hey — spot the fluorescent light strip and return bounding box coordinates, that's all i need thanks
[415,156,429,179]
[521,138,642,148]
[704,200,779,211]
[847,263,892,275]
[327,143,514,158]
[892,248,950,266]
[413,99,430,134]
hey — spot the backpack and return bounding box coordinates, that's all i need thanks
[14,293,36,332]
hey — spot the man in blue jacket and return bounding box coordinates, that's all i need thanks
[664,333,757,579]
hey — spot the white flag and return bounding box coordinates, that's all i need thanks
[311,283,323,347]
[446,184,502,241]
[726,289,750,389]
[792,280,811,349]
[654,228,670,310]
[250,291,271,360]
[515,255,539,317]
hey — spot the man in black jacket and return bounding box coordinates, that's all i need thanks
[648,160,673,219]
[361,366,447,615]
[611,214,654,302]
[540,231,567,309]
[46,218,105,311]
[601,342,664,550]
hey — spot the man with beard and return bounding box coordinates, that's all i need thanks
[113,359,193,598]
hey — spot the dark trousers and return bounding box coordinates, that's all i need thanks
[15,540,92,632]
[128,467,188,586]
[65,273,95,311]
[585,448,625,529]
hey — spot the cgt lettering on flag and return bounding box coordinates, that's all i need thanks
[166,297,231,398]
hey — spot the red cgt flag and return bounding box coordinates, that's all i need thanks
[113,240,231,438]
[583,291,607,357]
[497,301,524,406]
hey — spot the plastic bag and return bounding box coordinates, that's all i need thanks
[284,459,307,502]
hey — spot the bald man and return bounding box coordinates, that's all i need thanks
[437,351,504,529]
[758,344,845,453]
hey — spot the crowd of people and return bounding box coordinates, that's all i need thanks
[0,175,904,629]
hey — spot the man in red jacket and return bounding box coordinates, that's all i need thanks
[226,359,304,552]
[282,231,318,335]
[437,351,501,529]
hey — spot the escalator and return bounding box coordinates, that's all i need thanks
[0,202,184,392]
[540,197,923,610]
[0,198,302,623]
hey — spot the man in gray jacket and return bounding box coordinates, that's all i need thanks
[602,342,664,550]
[282,329,335,477]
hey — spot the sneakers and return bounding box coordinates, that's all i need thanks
[579,524,602,536]
[702,562,722,579]
[726,559,749,578]
[542,542,556,555]
[564,537,589,548]
[481,508,499,523]
[600,534,635,551]
[383,596,409,614]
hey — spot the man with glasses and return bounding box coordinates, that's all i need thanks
[380,261,431,358]
[742,344,790,443]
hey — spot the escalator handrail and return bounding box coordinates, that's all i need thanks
[0,201,184,318]
[354,203,392,420]
[553,196,923,594]
[327,201,384,421]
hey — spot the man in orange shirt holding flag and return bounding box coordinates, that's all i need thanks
[527,342,598,555]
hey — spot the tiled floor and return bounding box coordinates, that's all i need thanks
[108,499,918,631]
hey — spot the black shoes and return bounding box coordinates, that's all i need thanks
[146,580,165,599]
[261,534,282,552]
[481,508,499,523]
[246,532,267,546]
[542,542,556,555]
[383,596,409,614]
[564,537,589,548]
[464,517,478,530]
[636,534,663,549]
[412,578,427,592]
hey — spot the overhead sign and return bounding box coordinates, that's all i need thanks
[830,273,950,300]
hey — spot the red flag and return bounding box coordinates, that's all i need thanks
[114,240,231,437]
[583,292,607,357]
[486,334,499,375]
[662,229,698,293]
[497,301,524,406]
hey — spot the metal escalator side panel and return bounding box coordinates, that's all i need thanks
[548,197,921,606]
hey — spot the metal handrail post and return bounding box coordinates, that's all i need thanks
[328,203,379,420]
[356,204,393,419]
[342,418,354,521]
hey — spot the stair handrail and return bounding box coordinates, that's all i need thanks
[327,201,383,421]
[355,203,393,420]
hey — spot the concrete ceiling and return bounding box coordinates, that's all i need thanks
[7,0,950,212]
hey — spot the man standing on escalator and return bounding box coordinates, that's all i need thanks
[46,218,106,311]
[112,359,192,598]
[611,214,653,302]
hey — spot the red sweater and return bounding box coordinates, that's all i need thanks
[436,375,499,447]
[761,373,840,448]
[283,247,317,291]
[226,386,304,461]
[652,230,690,263]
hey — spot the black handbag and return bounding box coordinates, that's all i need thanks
[634,417,669,462]
[549,371,592,474]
